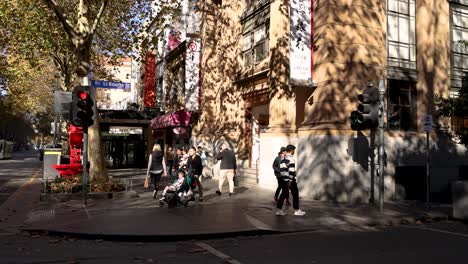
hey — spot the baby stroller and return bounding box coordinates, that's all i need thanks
[159,169,195,208]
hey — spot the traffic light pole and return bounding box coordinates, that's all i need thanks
[82,125,88,207]
[378,79,385,214]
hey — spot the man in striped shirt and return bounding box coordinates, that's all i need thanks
[276,144,306,216]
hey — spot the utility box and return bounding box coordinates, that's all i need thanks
[43,148,62,180]
[452,181,468,220]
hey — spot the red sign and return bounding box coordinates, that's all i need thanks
[188,42,197,52]
[144,52,156,107]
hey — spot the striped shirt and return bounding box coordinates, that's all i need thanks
[279,154,296,182]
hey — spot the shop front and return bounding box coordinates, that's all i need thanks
[150,109,192,151]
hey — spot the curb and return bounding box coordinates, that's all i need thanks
[40,191,139,202]
[21,228,288,242]
[364,212,449,227]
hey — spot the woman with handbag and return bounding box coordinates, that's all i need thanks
[146,144,167,199]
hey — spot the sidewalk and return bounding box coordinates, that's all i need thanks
[0,168,451,240]
[17,170,451,241]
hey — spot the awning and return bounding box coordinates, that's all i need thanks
[150,110,192,130]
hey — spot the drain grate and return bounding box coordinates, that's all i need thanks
[24,209,55,224]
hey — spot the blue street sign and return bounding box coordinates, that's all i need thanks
[91,80,131,91]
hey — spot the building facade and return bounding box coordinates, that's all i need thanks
[190,0,468,202]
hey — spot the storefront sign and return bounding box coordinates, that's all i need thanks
[173,127,187,135]
[185,38,201,111]
[290,0,312,86]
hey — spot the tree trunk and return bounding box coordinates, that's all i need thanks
[81,77,107,181]
[87,113,107,181]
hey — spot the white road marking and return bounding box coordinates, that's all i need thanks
[401,225,468,238]
[195,242,243,264]
[342,214,368,221]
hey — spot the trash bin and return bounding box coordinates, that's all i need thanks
[452,181,468,220]
[43,148,62,180]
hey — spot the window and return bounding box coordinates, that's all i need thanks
[241,0,270,67]
[387,79,417,131]
[387,0,416,69]
[451,5,468,80]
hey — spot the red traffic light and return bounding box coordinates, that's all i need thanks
[77,91,88,100]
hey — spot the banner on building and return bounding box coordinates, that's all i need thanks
[290,0,312,86]
[185,39,201,111]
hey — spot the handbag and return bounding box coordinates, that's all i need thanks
[234,174,239,187]
[144,176,150,188]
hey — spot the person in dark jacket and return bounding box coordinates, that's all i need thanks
[273,147,290,205]
[165,147,174,176]
[216,143,237,196]
[186,147,204,202]
[146,144,167,199]
[173,147,183,174]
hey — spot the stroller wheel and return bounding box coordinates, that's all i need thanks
[159,200,165,207]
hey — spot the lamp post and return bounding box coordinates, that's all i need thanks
[53,73,61,147]
[378,79,385,213]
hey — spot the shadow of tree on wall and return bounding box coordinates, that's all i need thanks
[195,0,468,204]
[196,0,246,172]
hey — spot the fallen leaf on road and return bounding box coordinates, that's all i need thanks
[48,239,60,244]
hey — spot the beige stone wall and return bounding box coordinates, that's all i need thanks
[415,0,451,129]
[304,0,386,129]
[194,0,247,174]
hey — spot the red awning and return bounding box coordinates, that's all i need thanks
[150,110,192,129]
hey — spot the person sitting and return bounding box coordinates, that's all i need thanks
[160,170,185,198]
[159,170,192,207]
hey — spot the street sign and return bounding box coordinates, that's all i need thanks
[91,80,131,91]
[423,114,433,132]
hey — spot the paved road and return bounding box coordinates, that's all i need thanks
[0,150,41,205]
[0,221,467,264]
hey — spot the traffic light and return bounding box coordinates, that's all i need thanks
[350,85,379,130]
[71,86,94,127]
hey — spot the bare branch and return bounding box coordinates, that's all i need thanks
[90,0,109,36]
[43,0,77,39]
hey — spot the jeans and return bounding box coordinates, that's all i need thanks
[193,175,204,198]
[166,160,173,175]
[150,172,163,193]
[277,180,299,210]
[275,176,289,200]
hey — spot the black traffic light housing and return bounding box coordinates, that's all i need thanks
[71,86,94,127]
[350,85,380,131]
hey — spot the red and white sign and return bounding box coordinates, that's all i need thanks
[173,127,187,135]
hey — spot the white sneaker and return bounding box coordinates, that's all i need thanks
[294,209,306,216]
[275,210,286,216]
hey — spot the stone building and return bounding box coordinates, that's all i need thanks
[174,0,468,202]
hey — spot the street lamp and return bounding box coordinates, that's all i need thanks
[378,79,385,213]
